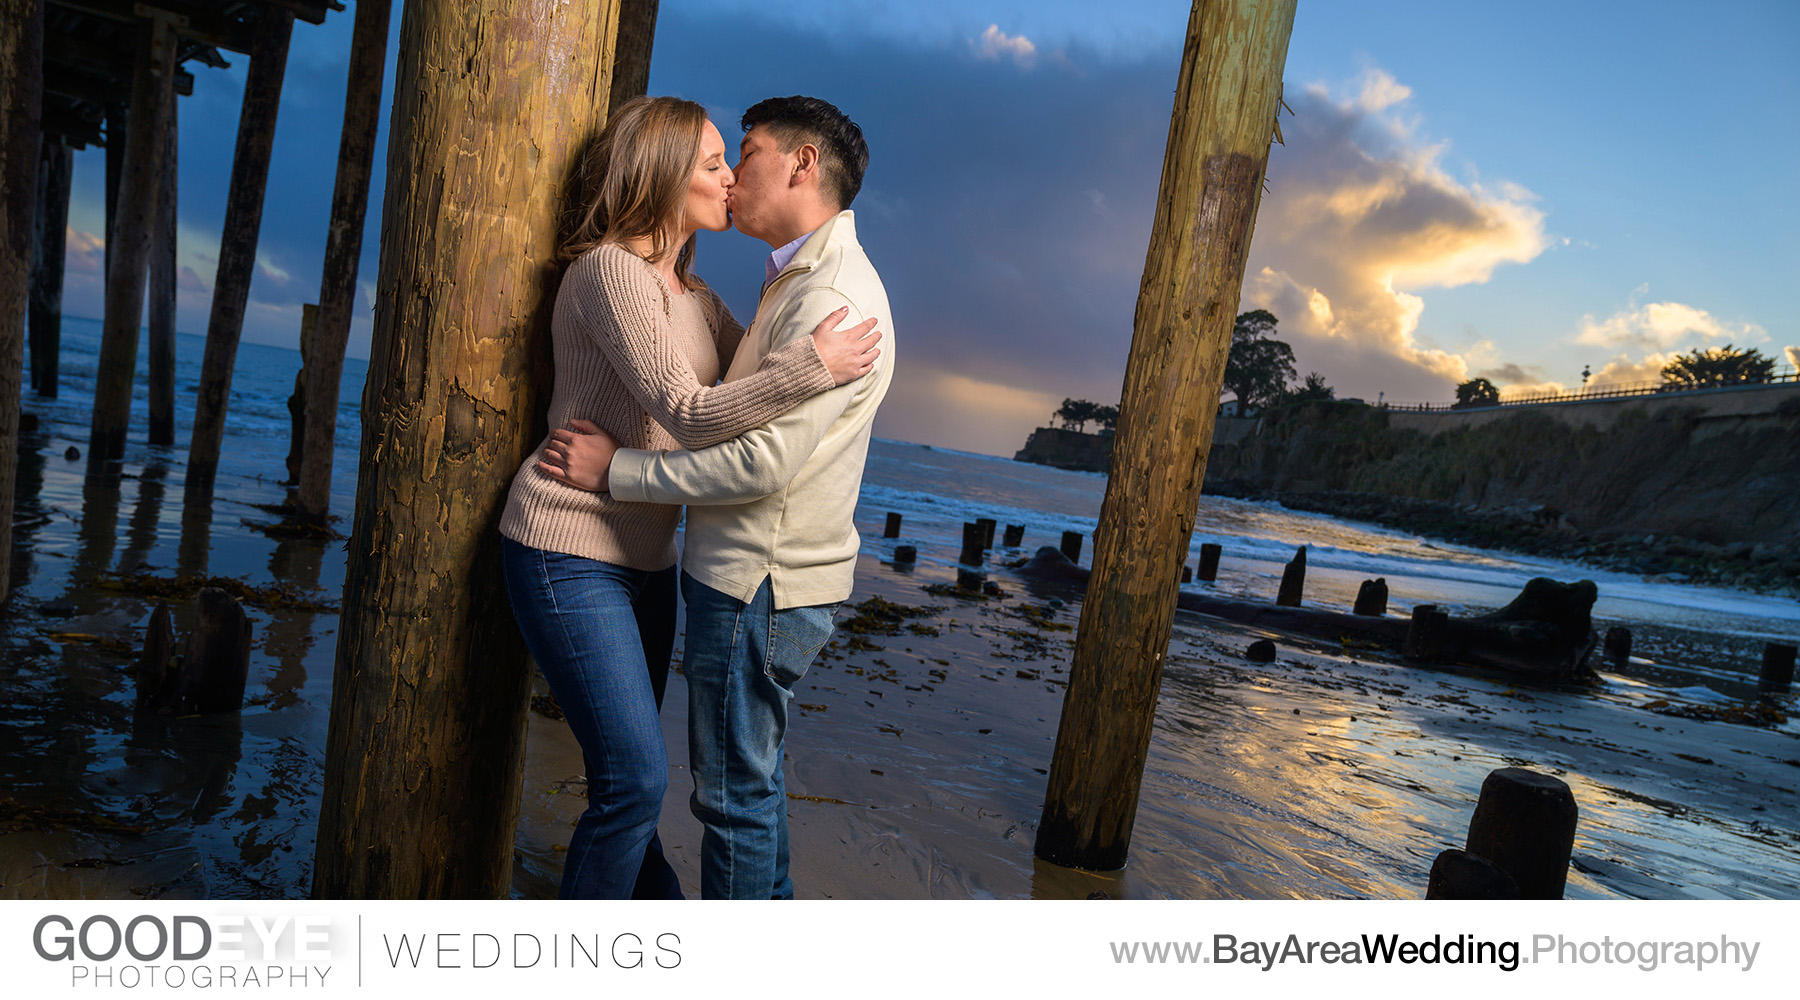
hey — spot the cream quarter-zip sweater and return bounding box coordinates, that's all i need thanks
[499,242,837,571]
[608,211,895,608]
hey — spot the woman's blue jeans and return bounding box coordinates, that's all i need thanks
[501,537,683,899]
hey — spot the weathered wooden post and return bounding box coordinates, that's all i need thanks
[313,0,625,898]
[89,14,180,470]
[1352,577,1387,616]
[103,102,124,277]
[607,0,657,116]
[959,522,985,565]
[1197,541,1221,581]
[883,511,901,538]
[1037,0,1295,871]
[1275,544,1305,606]
[147,96,178,445]
[285,303,318,483]
[1603,625,1631,671]
[30,133,72,397]
[294,0,393,523]
[1761,643,1796,696]
[185,8,294,500]
[1,0,44,606]
[1181,565,1192,583]
[1003,523,1024,547]
[1464,767,1577,899]
[1404,603,1448,660]
[1059,530,1082,564]
[976,517,997,549]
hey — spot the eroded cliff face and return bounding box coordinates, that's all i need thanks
[1204,398,1800,550]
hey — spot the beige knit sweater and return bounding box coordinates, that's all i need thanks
[499,243,836,570]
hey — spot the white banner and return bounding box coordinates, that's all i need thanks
[3,899,1794,999]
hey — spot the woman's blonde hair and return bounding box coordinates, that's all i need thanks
[562,95,709,281]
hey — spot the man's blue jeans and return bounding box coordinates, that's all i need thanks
[501,538,683,899]
[681,573,837,899]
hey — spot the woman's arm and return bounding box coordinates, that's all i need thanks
[570,249,878,450]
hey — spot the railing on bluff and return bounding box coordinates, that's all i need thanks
[1383,366,1800,413]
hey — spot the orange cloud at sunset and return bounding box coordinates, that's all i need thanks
[1242,70,1549,402]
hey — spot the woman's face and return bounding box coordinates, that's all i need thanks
[683,120,734,234]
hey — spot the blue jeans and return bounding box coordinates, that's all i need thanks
[501,538,683,900]
[682,573,838,899]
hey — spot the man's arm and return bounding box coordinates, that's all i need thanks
[609,289,870,506]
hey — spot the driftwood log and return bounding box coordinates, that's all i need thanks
[1017,547,1597,680]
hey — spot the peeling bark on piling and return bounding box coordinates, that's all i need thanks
[185,9,293,499]
[148,97,177,445]
[2,0,45,606]
[312,0,625,899]
[30,134,72,397]
[1036,0,1295,872]
[88,18,177,471]
[294,0,392,523]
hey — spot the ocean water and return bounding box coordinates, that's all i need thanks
[3,316,1796,898]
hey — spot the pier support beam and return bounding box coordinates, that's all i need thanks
[2,0,45,606]
[1037,0,1295,872]
[294,0,391,523]
[148,96,177,445]
[607,0,656,117]
[89,16,178,471]
[185,9,293,500]
[312,0,626,898]
[30,133,72,397]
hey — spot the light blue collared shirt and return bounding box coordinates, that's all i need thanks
[763,231,813,286]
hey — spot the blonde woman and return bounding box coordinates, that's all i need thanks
[497,96,880,899]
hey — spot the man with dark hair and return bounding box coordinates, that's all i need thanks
[549,96,895,899]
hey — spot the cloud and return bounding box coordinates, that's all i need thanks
[1787,346,1799,368]
[974,25,1036,68]
[1587,352,1672,387]
[876,367,1062,458]
[1573,301,1766,351]
[1239,73,1550,402]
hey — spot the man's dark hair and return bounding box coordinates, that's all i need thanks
[741,96,869,210]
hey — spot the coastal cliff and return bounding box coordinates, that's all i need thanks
[1014,426,1113,472]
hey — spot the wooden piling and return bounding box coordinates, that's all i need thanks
[1197,542,1221,581]
[1003,523,1024,547]
[1424,848,1520,900]
[883,511,901,538]
[1275,545,1306,607]
[1037,0,1295,872]
[284,304,318,483]
[1059,530,1082,565]
[607,0,657,117]
[1404,604,1448,660]
[1181,565,1192,584]
[1603,626,1631,671]
[312,0,625,899]
[177,587,252,715]
[29,134,72,397]
[294,0,393,524]
[147,96,177,445]
[185,9,294,500]
[1761,643,1796,696]
[892,544,916,564]
[103,102,124,278]
[89,16,179,470]
[960,522,985,565]
[977,517,997,549]
[1352,577,1388,617]
[1,0,44,607]
[1464,767,1577,899]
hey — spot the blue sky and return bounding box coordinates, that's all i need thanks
[55,0,1800,455]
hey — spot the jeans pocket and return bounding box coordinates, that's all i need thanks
[765,603,838,690]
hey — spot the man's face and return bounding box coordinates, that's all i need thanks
[728,125,793,243]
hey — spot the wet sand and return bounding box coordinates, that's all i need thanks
[514,552,1800,900]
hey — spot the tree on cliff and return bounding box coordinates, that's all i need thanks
[1223,309,1296,413]
[1094,404,1119,432]
[1659,345,1776,387]
[1454,377,1501,408]
[1056,398,1101,433]
[1285,372,1334,403]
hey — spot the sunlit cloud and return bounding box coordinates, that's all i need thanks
[974,25,1036,69]
[1587,352,1674,387]
[876,367,1063,458]
[1240,70,1550,401]
[1573,300,1767,351]
[1786,346,1799,368]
